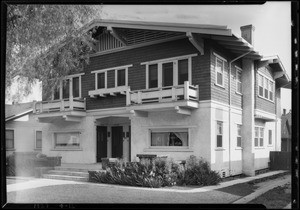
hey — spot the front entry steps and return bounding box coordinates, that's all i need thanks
[42,166,102,182]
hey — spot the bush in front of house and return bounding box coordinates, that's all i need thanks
[89,158,182,188]
[6,153,36,176]
[179,155,222,186]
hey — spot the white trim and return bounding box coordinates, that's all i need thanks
[91,64,133,74]
[199,100,243,113]
[5,109,33,122]
[141,53,198,65]
[213,52,227,62]
[145,64,149,89]
[64,73,85,79]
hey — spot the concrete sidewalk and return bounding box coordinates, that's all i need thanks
[233,174,291,204]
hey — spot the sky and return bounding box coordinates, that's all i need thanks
[100,2,292,112]
[7,2,292,112]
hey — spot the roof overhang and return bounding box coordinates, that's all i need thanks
[259,55,290,88]
[5,109,33,122]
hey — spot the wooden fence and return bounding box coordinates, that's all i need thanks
[269,151,291,170]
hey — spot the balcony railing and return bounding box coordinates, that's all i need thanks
[33,98,86,114]
[126,81,199,106]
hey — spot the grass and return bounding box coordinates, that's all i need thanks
[248,183,291,209]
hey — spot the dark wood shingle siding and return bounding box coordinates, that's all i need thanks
[82,38,205,110]
[254,66,276,114]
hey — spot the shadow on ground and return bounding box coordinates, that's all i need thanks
[215,182,259,197]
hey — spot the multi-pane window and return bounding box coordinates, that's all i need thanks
[268,130,272,145]
[215,57,225,87]
[162,62,173,87]
[149,64,158,88]
[6,130,14,150]
[54,132,80,149]
[150,129,188,147]
[143,54,196,89]
[35,131,42,149]
[237,124,242,147]
[216,121,223,148]
[178,59,189,85]
[254,127,264,147]
[258,73,275,101]
[53,75,82,100]
[236,69,242,94]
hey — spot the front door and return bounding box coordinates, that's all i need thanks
[112,126,123,158]
[96,126,107,162]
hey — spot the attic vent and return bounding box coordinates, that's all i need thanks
[97,32,124,51]
[120,28,184,46]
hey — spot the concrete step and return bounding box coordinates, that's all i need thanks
[42,174,89,182]
[47,170,89,178]
[54,167,99,172]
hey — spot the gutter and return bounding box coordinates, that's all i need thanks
[228,51,253,176]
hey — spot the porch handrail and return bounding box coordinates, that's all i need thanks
[33,98,86,113]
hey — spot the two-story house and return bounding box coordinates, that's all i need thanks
[33,19,290,177]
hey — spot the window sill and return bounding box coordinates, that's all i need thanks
[267,144,273,147]
[214,83,225,89]
[254,147,265,150]
[144,147,193,152]
[257,95,275,103]
[235,147,243,150]
[6,149,15,151]
[51,148,83,151]
[235,92,243,96]
[215,148,225,151]
[34,148,42,151]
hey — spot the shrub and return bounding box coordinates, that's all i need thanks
[6,153,36,176]
[89,158,182,188]
[179,156,222,186]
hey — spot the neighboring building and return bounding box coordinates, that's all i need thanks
[5,102,46,156]
[281,109,292,152]
[33,19,290,177]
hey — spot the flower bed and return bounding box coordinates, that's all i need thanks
[89,156,221,188]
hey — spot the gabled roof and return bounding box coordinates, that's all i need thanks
[281,111,292,139]
[5,102,33,122]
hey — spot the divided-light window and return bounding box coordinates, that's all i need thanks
[254,127,264,148]
[236,68,242,94]
[216,121,223,148]
[35,131,42,149]
[258,73,275,102]
[237,124,242,147]
[53,75,82,100]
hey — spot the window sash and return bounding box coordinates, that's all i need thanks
[268,130,272,145]
[149,64,158,88]
[6,130,14,149]
[97,72,105,89]
[162,62,173,87]
[254,127,264,147]
[117,69,126,87]
[216,58,224,86]
[236,70,242,93]
[178,59,188,85]
[72,77,80,98]
[216,121,223,148]
[150,130,188,147]
[54,132,80,148]
[237,125,242,147]
[36,131,42,149]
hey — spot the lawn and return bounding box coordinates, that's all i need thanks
[248,183,291,209]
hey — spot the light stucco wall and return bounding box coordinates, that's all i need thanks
[6,113,46,156]
[43,116,96,164]
[130,106,211,163]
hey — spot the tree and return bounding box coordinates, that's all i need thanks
[5,4,101,101]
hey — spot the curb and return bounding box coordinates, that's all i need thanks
[232,175,290,204]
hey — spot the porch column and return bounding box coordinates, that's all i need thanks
[241,58,255,176]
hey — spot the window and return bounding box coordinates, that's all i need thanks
[236,68,242,94]
[52,74,83,100]
[162,62,173,87]
[258,73,275,102]
[216,121,223,148]
[237,124,242,147]
[97,72,105,89]
[143,54,196,89]
[150,129,188,147]
[6,130,14,150]
[254,126,264,148]
[149,64,158,88]
[117,69,126,86]
[54,132,80,149]
[35,131,42,149]
[268,130,272,145]
[214,53,226,87]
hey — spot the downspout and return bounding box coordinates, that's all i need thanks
[228,51,253,176]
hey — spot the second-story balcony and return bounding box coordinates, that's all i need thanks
[33,98,86,123]
[126,81,199,115]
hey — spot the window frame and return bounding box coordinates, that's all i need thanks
[235,66,242,94]
[142,54,197,89]
[268,129,273,146]
[52,131,82,150]
[214,53,227,88]
[257,72,275,103]
[5,129,15,150]
[52,73,84,100]
[148,128,189,148]
[92,64,131,90]
[35,130,42,150]
[254,126,265,148]
[216,121,223,148]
